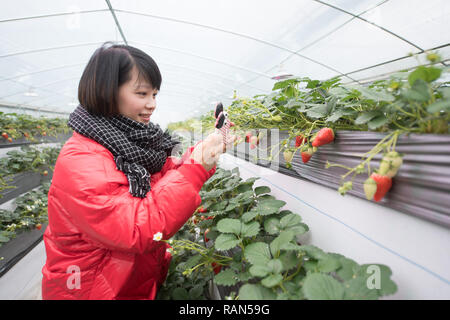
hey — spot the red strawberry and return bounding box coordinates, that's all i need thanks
[249,136,258,149]
[36,224,42,230]
[198,206,208,213]
[370,173,392,202]
[212,262,222,275]
[245,132,252,143]
[312,128,334,147]
[295,135,307,147]
[301,147,314,164]
[204,228,210,242]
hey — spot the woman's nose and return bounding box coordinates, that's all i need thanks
[146,101,156,110]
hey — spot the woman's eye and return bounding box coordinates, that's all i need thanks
[137,92,146,96]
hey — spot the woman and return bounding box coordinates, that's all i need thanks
[41,42,234,299]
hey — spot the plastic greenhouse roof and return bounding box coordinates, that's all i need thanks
[1,0,449,129]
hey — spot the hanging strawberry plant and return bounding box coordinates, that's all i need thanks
[168,51,449,203]
[0,112,70,143]
[0,181,50,246]
[0,145,61,196]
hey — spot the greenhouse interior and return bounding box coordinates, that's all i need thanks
[0,0,449,301]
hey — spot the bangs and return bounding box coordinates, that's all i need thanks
[129,50,162,91]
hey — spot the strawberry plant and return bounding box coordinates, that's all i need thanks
[0,112,70,142]
[168,51,449,202]
[158,167,397,300]
[0,145,61,195]
[0,181,50,246]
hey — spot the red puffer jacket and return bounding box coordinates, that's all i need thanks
[41,131,216,300]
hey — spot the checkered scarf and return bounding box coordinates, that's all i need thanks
[67,104,180,198]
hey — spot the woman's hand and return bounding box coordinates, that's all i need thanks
[190,133,237,171]
[223,134,237,153]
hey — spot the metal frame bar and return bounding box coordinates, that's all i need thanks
[313,0,424,52]
[0,9,109,24]
[343,58,450,85]
[0,63,85,82]
[105,0,127,45]
[342,43,450,80]
[0,103,70,115]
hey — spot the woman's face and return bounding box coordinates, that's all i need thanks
[117,66,158,124]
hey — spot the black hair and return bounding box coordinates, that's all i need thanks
[78,42,162,117]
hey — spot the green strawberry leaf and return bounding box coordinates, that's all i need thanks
[189,284,204,299]
[408,66,442,85]
[208,200,228,212]
[302,273,345,300]
[261,274,283,288]
[306,104,329,119]
[214,233,241,251]
[238,284,277,300]
[214,269,238,286]
[354,111,381,125]
[343,277,379,300]
[427,99,450,113]
[244,242,272,265]
[172,287,189,300]
[326,109,346,123]
[360,87,395,102]
[403,79,430,102]
[241,209,259,222]
[298,245,328,260]
[254,199,286,216]
[267,259,284,274]
[270,230,295,256]
[241,221,260,238]
[254,186,271,196]
[272,78,301,90]
[249,265,270,278]
[317,257,341,273]
[368,115,388,130]
[280,213,302,228]
[216,218,241,235]
[357,264,398,296]
[264,217,281,235]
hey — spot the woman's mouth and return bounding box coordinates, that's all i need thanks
[139,114,151,122]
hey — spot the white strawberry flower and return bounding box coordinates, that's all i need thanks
[153,232,163,241]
